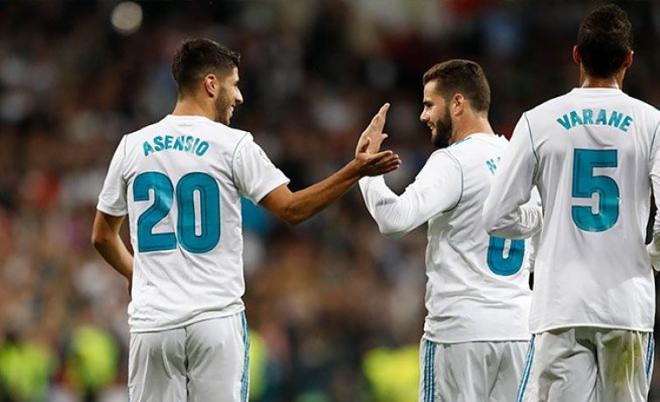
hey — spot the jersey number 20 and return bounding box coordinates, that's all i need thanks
[571,149,619,232]
[134,172,221,253]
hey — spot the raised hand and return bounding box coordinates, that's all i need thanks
[355,103,390,156]
[354,135,401,176]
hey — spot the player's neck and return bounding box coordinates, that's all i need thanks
[172,98,217,121]
[580,78,621,90]
[452,116,494,144]
[579,69,625,90]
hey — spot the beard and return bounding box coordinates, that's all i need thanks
[214,87,232,125]
[431,106,452,149]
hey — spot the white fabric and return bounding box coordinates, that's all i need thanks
[97,115,289,332]
[517,328,653,402]
[360,133,535,343]
[419,338,528,402]
[128,313,249,402]
[648,236,660,272]
[483,88,660,334]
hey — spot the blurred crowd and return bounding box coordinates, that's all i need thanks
[0,1,658,401]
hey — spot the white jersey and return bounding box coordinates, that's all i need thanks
[360,133,535,343]
[97,114,289,332]
[483,88,660,333]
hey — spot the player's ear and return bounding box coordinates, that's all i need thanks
[623,49,634,69]
[572,45,581,65]
[452,93,465,116]
[203,74,217,98]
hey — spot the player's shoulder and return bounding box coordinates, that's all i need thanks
[442,134,507,161]
[125,115,253,147]
[622,95,659,118]
[429,140,475,171]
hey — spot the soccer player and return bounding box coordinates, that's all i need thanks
[359,60,539,402]
[482,5,659,402]
[90,39,400,402]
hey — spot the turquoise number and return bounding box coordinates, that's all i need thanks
[487,236,525,276]
[177,172,221,253]
[134,172,221,253]
[134,172,177,252]
[571,149,619,232]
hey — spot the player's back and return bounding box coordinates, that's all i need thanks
[100,114,287,332]
[525,88,659,332]
[425,134,532,343]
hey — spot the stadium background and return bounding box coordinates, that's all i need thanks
[0,0,658,401]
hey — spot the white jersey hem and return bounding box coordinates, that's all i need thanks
[531,322,654,334]
[96,202,127,217]
[423,333,532,344]
[129,305,245,333]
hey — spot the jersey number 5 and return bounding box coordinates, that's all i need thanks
[134,172,221,253]
[571,149,619,232]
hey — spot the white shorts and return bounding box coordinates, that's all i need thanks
[419,338,528,402]
[128,312,249,402]
[517,328,654,402]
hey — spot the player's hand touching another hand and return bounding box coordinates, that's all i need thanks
[354,136,401,176]
[356,103,391,156]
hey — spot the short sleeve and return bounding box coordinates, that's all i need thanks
[233,135,290,203]
[97,135,128,216]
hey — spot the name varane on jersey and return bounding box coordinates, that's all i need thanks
[485,88,660,333]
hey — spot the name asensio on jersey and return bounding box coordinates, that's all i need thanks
[556,109,633,133]
[143,135,210,157]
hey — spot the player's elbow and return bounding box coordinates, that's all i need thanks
[282,213,307,225]
[279,205,310,226]
[377,221,408,239]
[91,228,112,251]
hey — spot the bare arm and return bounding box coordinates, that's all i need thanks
[260,142,400,225]
[91,211,134,291]
[260,104,400,224]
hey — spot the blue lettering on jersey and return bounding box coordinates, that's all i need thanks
[556,109,633,133]
[143,142,155,156]
[570,110,583,127]
[154,136,164,151]
[486,157,501,175]
[143,135,210,157]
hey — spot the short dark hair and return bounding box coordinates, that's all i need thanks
[172,39,241,96]
[577,4,632,78]
[422,60,490,114]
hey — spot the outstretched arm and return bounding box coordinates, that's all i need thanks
[260,136,401,225]
[360,151,462,238]
[254,104,401,225]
